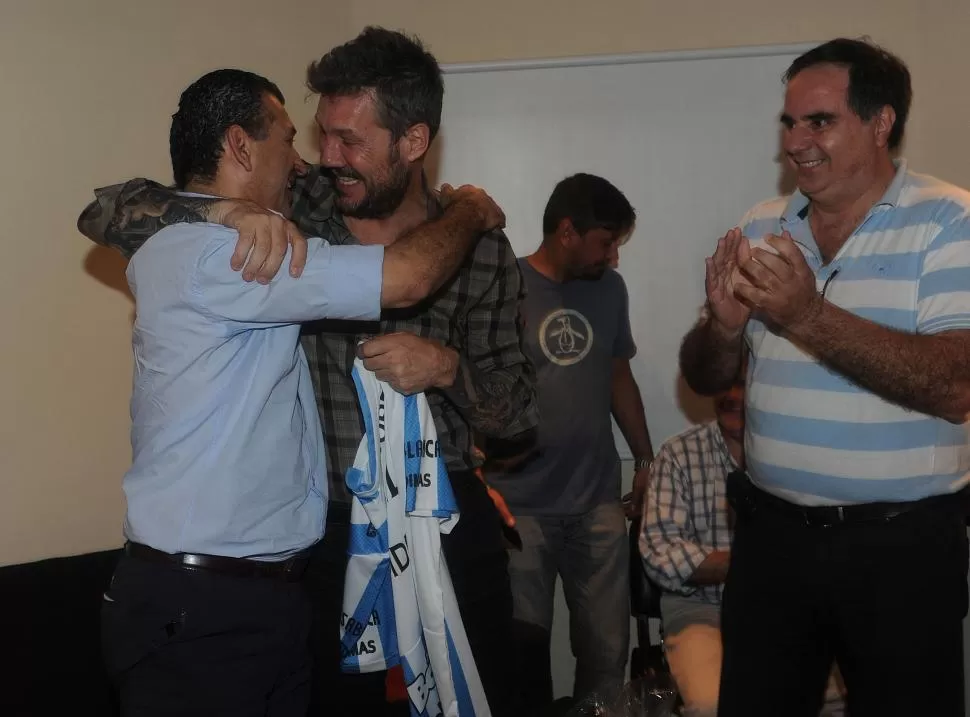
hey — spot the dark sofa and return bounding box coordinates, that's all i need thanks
[0,548,122,716]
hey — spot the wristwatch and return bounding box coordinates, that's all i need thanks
[634,457,651,470]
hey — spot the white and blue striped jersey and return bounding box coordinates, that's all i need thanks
[340,358,491,716]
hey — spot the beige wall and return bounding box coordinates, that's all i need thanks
[2,0,967,566]
[0,0,349,566]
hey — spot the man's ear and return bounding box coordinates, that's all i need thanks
[872,105,896,149]
[224,125,254,172]
[557,217,579,247]
[400,123,431,163]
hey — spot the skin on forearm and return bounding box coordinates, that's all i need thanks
[611,360,654,459]
[382,201,487,306]
[430,345,460,389]
[679,313,746,396]
[788,300,970,423]
[686,550,730,586]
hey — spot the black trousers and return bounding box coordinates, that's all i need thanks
[102,555,312,717]
[305,470,518,717]
[718,480,969,717]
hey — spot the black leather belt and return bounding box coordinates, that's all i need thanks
[726,470,964,528]
[125,542,309,582]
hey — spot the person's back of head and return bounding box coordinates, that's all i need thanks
[170,69,297,211]
[307,26,443,145]
[785,38,912,151]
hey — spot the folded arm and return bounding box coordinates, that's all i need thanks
[381,193,506,309]
[76,178,304,281]
[77,177,505,309]
[737,219,970,422]
[188,226,384,324]
[77,179,213,259]
[788,307,970,423]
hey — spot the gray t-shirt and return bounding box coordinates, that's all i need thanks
[490,258,636,516]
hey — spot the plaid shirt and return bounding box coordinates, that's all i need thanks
[290,167,538,503]
[639,421,735,605]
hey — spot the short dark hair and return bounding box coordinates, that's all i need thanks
[542,173,636,237]
[785,38,912,150]
[169,69,285,189]
[306,26,444,142]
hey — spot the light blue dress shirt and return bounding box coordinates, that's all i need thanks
[123,220,384,559]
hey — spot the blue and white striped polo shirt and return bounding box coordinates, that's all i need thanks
[742,160,970,506]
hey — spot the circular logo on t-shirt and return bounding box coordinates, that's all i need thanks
[538,309,594,366]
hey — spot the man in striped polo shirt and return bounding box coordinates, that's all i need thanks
[680,38,970,717]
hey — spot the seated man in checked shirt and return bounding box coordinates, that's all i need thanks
[639,376,845,717]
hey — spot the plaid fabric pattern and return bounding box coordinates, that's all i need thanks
[639,421,735,604]
[290,167,538,503]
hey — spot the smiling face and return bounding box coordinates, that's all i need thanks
[780,63,893,207]
[314,92,412,219]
